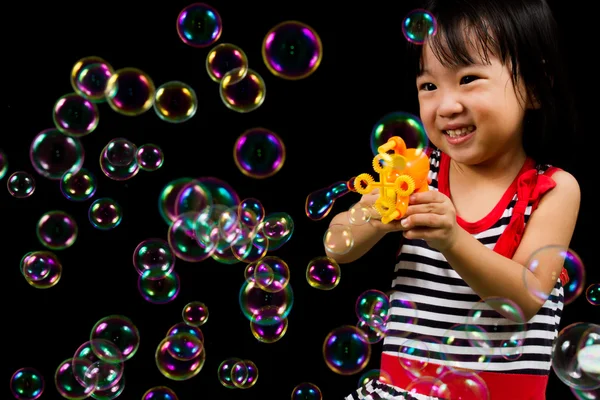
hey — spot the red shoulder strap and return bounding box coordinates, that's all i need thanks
[493,166,569,286]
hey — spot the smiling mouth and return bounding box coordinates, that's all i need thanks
[443,125,476,138]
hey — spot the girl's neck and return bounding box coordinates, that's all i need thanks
[449,147,528,185]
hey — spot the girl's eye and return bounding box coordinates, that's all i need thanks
[461,75,479,84]
[419,83,436,91]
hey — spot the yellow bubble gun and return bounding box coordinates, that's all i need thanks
[352,136,430,224]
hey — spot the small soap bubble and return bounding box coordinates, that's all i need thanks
[100,138,140,181]
[348,203,371,225]
[138,270,180,304]
[10,367,44,400]
[53,93,99,137]
[154,81,198,123]
[182,301,209,326]
[523,245,585,305]
[0,149,7,179]
[155,333,206,380]
[306,256,341,290]
[291,382,322,400]
[7,171,36,198]
[250,316,288,343]
[133,238,175,280]
[323,224,354,255]
[89,198,122,230]
[206,43,248,83]
[30,128,84,180]
[136,144,164,171]
[234,128,285,179]
[262,21,323,80]
[36,211,78,250]
[176,3,222,48]
[402,9,438,45]
[54,358,96,399]
[90,315,140,362]
[370,112,429,156]
[74,62,114,102]
[71,56,113,101]
[323,325,371,375]
[105,67,155,116]
[142,386,179,400]
[20,251,62,289]
[60,168,97,201]
[220,68,266,113]
[586,283,599,306]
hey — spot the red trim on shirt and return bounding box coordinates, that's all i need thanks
[437,152,536,235]
[381,352,549,400]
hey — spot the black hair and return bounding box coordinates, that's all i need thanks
[405,0,577,166]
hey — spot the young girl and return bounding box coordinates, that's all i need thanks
[328,0,581,399]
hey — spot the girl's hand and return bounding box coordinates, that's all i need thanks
[399,191,459,251]
[358,189,406,233]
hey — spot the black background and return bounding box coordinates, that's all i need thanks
[3,1,595,399]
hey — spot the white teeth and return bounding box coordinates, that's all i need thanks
[445,126,475,137]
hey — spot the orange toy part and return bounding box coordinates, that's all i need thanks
[354,136,430,224]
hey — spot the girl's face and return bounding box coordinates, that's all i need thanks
[416,39,533,166]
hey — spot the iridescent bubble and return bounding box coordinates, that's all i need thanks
[90,315,140,362]
[402,9,438,45]
[239,276,294,326]
[370,112,429,156]
[182,301,209,326]
[292,382,322,400]
[324,224,354,255]
[91,376,125,399]
[305,181,351,221]
[71,56,114,102]
[89,198,122,230]
[323,325,371,375]
[7,171,35,198]
[442,324,493,372]
[250,315,288,343]
[10,368,44,400]
[238,198,265,228]
[138,270,180,304]
[133,238,175,280]
[72,340,124,391]
[155,334,206,380]
[154,81,198,123]
[167,323,204,343]
[523,245,585,306]
[137,144,164,171]
[105,67,155,116]
[435,370,490,400]
[53,93,99,137]
[218,358,242,389]
[356,290,390,325]
[60,168,97,201]
[55,358,96,399]
[358,369,393,387]
[142,386,179,400]
[100,138,140,181]
[0,148,7,179]
[261,211,294,251]
[220,68,266,113]
[164,332,203,361]
[252,256,290,293]
[36,210,78,250]
[587,283,599,306]
[176,3,222,48]
[30,128,84,180]
[234,128,286,179]
[239,360,259,388]
[206,43,248,83]
[168,211,219,262]
[552,322,600,390]
[306,256,341,290]
[20,251,62,289]
[262,21,323,80]
[348,203,371,225]
[158,177,195,225]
